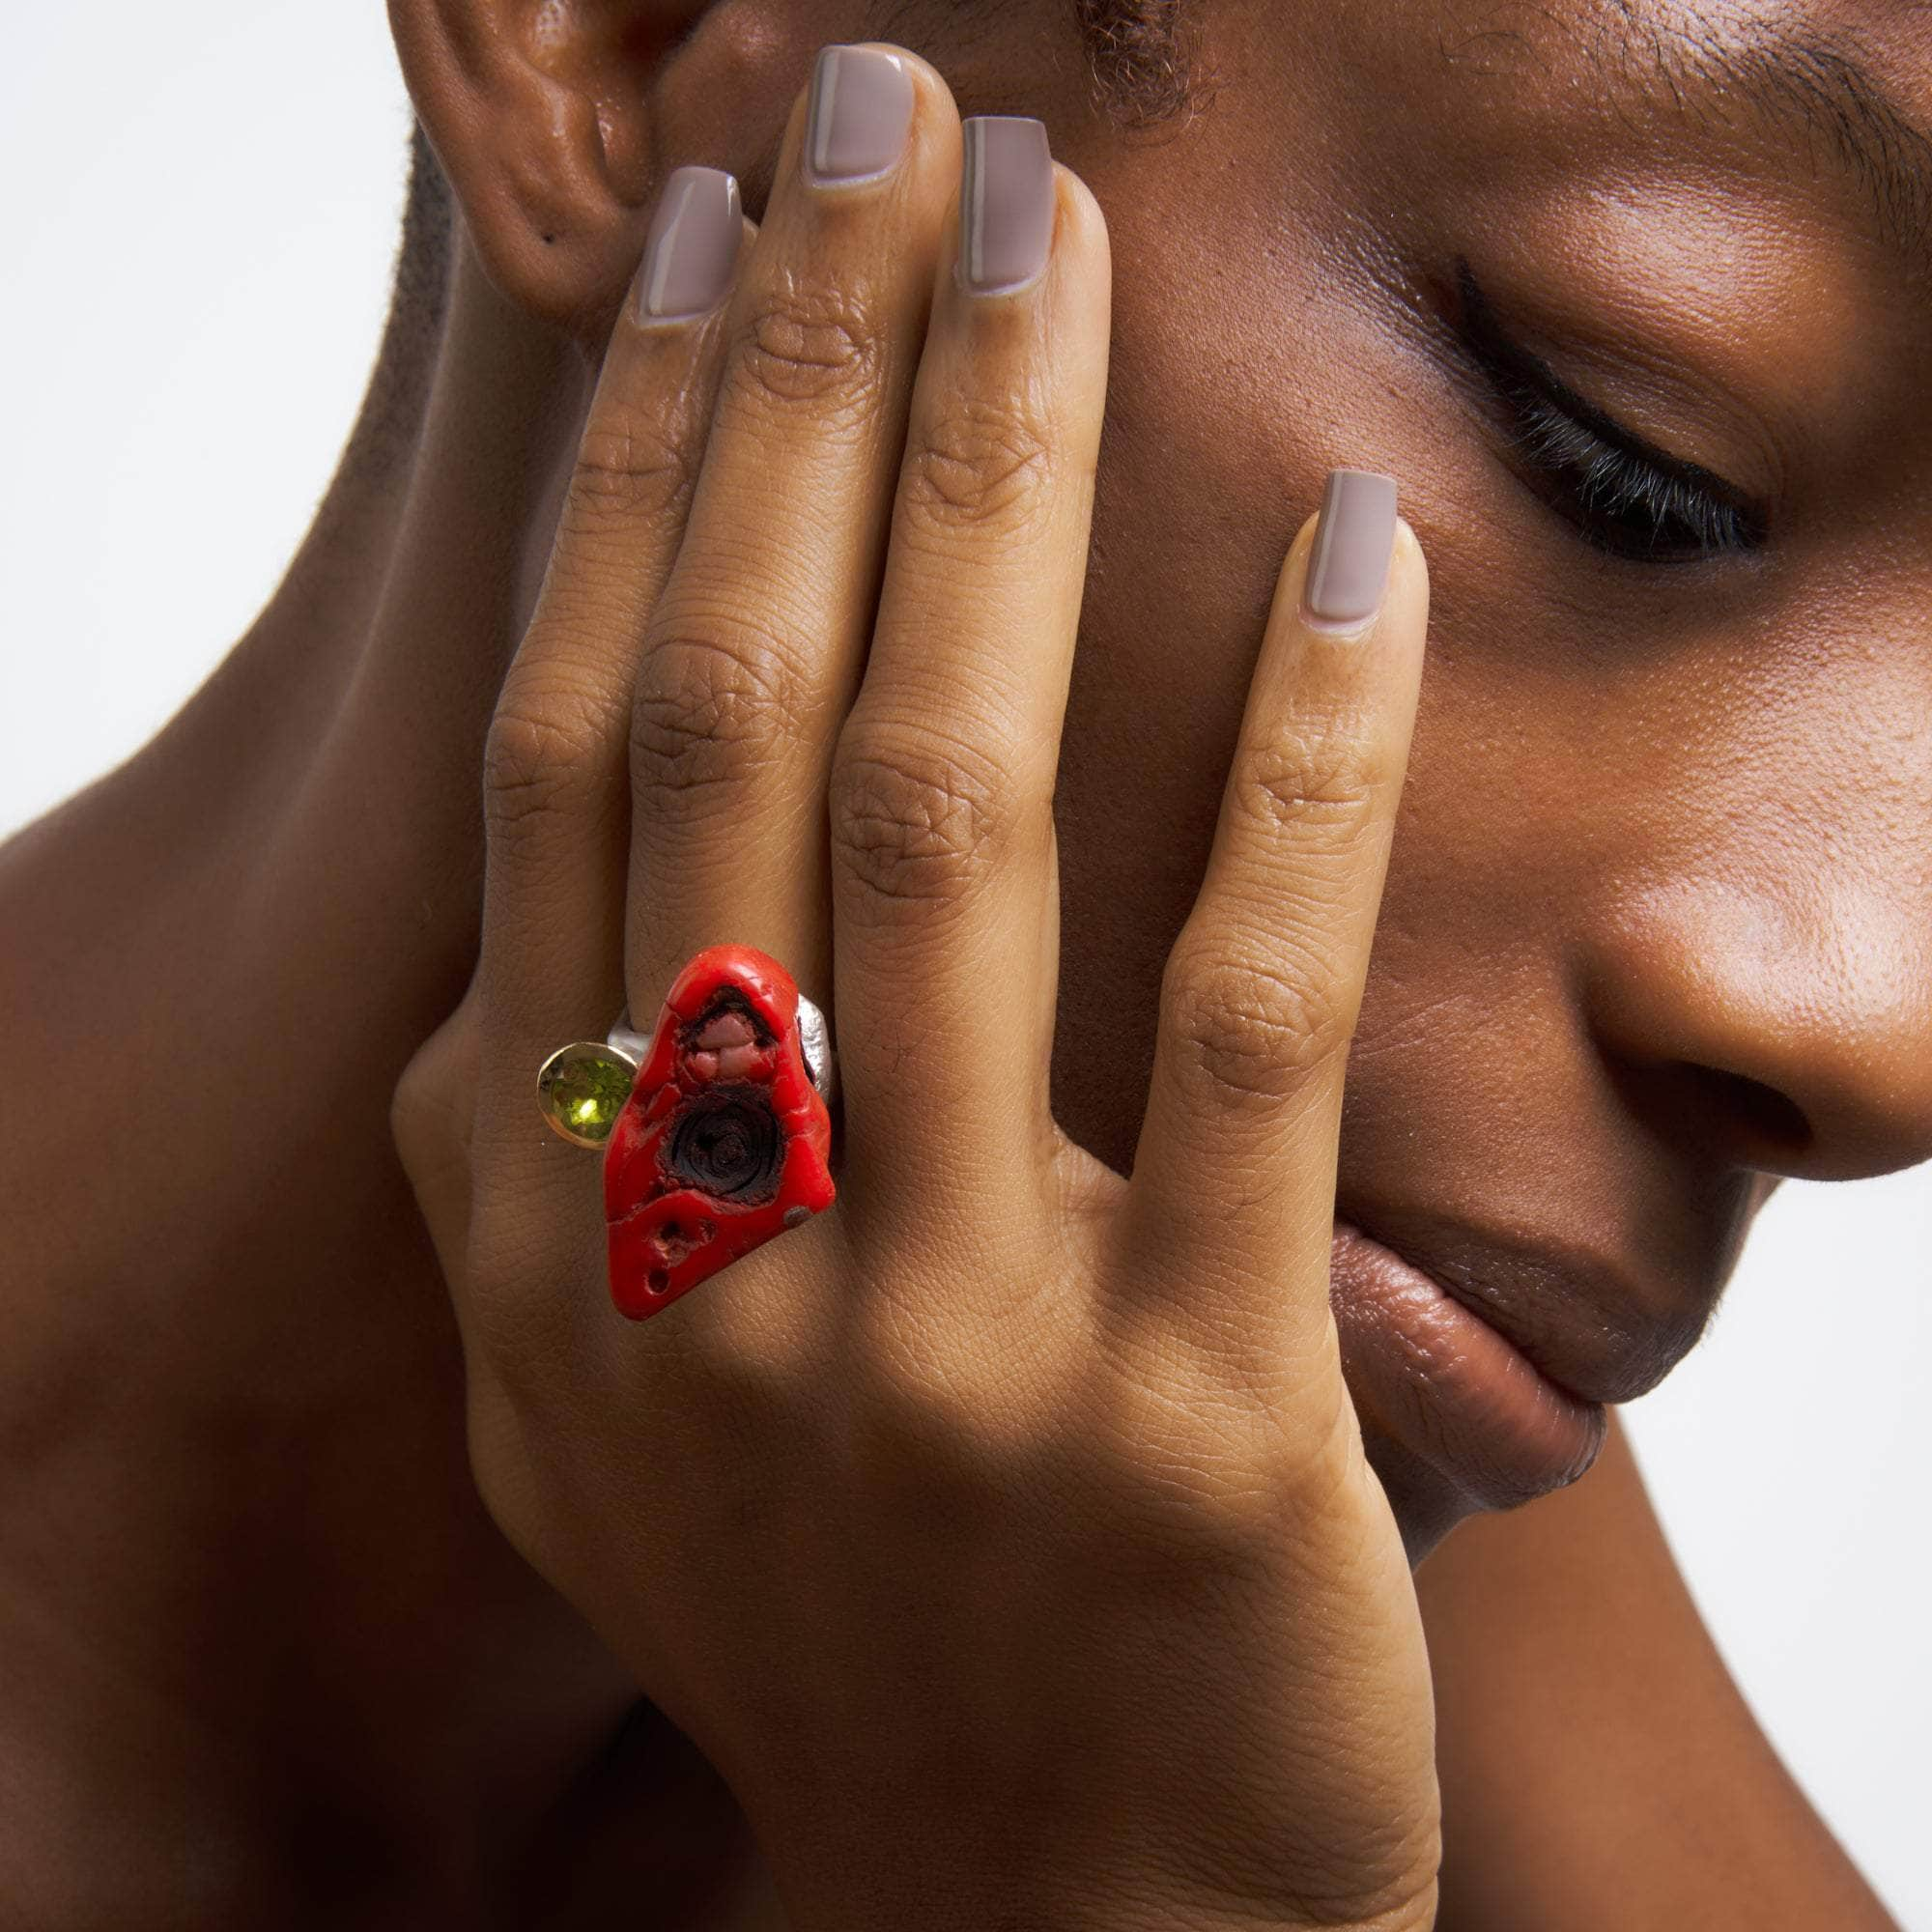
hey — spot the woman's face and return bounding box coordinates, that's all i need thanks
[872,0,1932,1555]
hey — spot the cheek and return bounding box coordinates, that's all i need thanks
[1049,191,1327,1170]
[1041,149,1769,1195]
[1048,415,1272,1171]
[1043,198,1617,1178]
[1046,218,1412,1169]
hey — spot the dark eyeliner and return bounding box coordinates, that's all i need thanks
[1449,255,1771,562]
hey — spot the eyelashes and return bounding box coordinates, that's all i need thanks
[1449,256,1772,564]
[1494,384,1765,560]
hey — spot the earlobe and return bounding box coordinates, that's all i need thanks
[387,0,772,339]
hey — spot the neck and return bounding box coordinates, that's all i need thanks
[228,222,592,945]
[0,228,768,1918]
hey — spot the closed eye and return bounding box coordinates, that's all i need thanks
[1450,256,1772,564]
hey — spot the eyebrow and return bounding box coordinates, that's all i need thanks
[1593,5,1932,276]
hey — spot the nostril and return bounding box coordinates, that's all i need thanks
[1577,915,1932,1181]
[1694,1065,1813,1157]
[1601,1052,1814,1166]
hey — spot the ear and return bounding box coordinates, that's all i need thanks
[387,0,858,340]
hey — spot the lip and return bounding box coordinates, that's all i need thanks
[1328,1220,1610,1512]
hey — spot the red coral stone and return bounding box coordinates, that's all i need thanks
[602,944,835,1320]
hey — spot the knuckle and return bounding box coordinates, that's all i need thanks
[561,417,697,539]
[389,1037,458,1186]
[1161,939,1354,1107]
[733,272,883,416]
[483,682,613,843]
[897,394,1053,541]
[387,1081,440,1203]
[1235,736,1384,856]
[630,625,798,825]
[388,1000,482,1204]
[827,721,1016,916]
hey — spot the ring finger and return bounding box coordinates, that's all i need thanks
[624,44,964,1037]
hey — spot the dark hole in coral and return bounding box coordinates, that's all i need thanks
[663,1083,783,1205]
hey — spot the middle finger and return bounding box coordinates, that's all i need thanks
[829,124,1112,1240]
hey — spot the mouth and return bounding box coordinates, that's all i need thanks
[1328,1220,1611,1513]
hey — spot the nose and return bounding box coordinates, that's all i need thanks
[1581,870,1932,1181]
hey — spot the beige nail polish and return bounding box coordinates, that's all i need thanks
[1303,469,1399,632]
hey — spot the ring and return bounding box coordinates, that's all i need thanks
[536,944,838,1320]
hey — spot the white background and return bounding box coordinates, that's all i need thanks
[2,6,1926,1923]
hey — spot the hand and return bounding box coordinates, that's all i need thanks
[393,42,1436,1932]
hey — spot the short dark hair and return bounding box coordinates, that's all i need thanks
[325,117,456,500]
[1074,0,1202,128]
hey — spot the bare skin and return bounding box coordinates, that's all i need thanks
[0,0,1920,1922]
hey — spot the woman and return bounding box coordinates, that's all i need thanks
[1,1,1919,1923]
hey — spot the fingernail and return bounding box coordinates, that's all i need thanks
[637,166,742,322]
[958,116,1055,295]
[1302,469,1399,631]
[806,45,915,185]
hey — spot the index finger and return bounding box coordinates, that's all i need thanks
[1117,473,1428,1370]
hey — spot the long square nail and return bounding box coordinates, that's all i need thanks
[959,116,1054,295]
[806,45,915,184]
[1303,469,1399,630]
[637,166,742,322]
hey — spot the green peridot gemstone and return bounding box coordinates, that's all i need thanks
[536,1042,638,1149]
